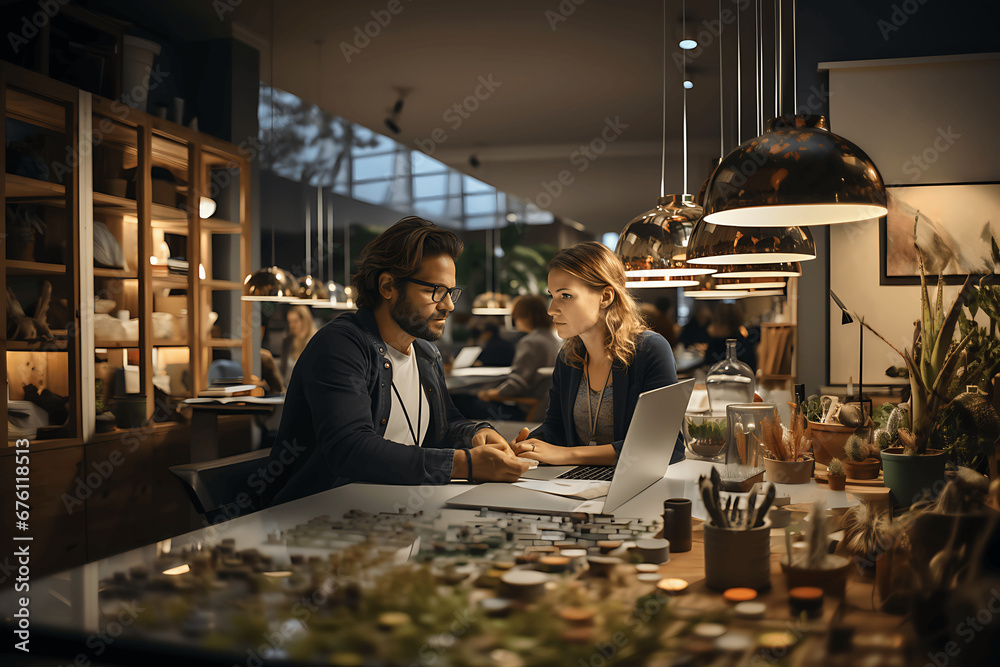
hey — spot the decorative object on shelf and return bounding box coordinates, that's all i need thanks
[22,383,69,426]
[199,196,216,219]
[6,281,53,342]
[614,0,713,285]
[826,458,847,491]
[112,394,147,429]
[704,114,886,228]
[93,220,128,269]
[121,35,161,112]
[6,205,46,261]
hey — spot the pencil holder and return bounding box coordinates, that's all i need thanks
[703,520,772,592]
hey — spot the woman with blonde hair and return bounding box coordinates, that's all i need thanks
[280,304,317,385]
[512,242,683,465]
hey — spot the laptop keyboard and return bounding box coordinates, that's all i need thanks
[555,465,615,481]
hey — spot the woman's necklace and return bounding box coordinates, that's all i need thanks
[584,353,613,446]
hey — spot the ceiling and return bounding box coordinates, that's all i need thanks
[226,0,792,235]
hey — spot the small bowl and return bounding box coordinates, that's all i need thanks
[683,412,727,460]
[95,299,117,314]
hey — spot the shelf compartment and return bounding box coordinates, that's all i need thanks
[5,260,67,275]
[5,329,70,351]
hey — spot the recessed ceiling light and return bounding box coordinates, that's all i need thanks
[683,80,694,89]
[679,39,697,50]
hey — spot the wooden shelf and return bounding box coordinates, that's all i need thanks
[207,338,243,348]
[5,173,66,199]
[5,259,67,275]
[6,339,69,351]
[94,267,137,279]
[153,338,189,347]
[201,279,241,290]
[151,274,189,288]
[94,339,140,349]
[201,218,242,233]
[92,191,191,233]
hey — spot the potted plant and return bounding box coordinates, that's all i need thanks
[781,502,852,596]
[804,394,857,464]
[826,458,847,491]
[862,221,1000,506]
[683,415,727,459]
[760,407,814,484]
[842,435,880,480]
[839,502,895,578]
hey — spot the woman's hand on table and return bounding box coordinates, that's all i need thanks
[512,438,574,466]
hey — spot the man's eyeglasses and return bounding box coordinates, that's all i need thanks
[404,278,463,304]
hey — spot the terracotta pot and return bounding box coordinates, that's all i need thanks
[842,457,881,480]
[828,473,846,491]
[807,421,855,465]
[781,554,852,597]
[764,455,814,484]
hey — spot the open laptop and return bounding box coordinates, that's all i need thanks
[446,378,694,516]
[452,346,482,369]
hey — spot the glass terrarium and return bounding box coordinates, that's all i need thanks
[724,403,776,470]
[683,412,727,461]
[706,339,755,415]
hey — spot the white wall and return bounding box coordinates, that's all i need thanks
[822,54,1000,386]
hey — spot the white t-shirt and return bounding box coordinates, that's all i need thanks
[384,344,429,447]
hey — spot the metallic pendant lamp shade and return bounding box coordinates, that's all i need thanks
[242,266,298,301]
[686,217,815,265]
[711,262,802,278]
[617,194,716,278]
[703,114,887,227]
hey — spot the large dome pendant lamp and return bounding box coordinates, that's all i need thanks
[703,0,886,227]
[686,0,816,266]
[616,0,714,283]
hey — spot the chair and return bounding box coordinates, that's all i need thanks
[169,449,271,524]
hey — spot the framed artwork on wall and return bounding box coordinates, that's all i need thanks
[879,182,1000,285]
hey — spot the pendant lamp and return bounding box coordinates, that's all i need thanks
[715,277,786,290]
[704,0,885,227]
[616,0,713,283]
[686,217,815,265]
[617,195,716,279]
[712,262,802,278]
[471,291,512,316]
[703,114,886,227]
[242,266,298,301]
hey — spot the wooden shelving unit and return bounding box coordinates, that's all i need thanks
[4,62,252,447]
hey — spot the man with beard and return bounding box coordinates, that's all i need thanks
[262,217,527,507]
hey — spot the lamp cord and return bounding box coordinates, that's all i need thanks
[736,0,741,145]
[659,0,666,199]
[719,0,724,159]
[682,0,687,194]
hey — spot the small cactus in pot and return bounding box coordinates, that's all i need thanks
[842,435,881,480]
[827,458,847,491]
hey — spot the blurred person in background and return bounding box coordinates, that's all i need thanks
[460,295,562,420]
[641,296,680,346]
[702,302,759,371]
[678,302,713,349]
[470,317,516,367]
[280,305,317,386]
